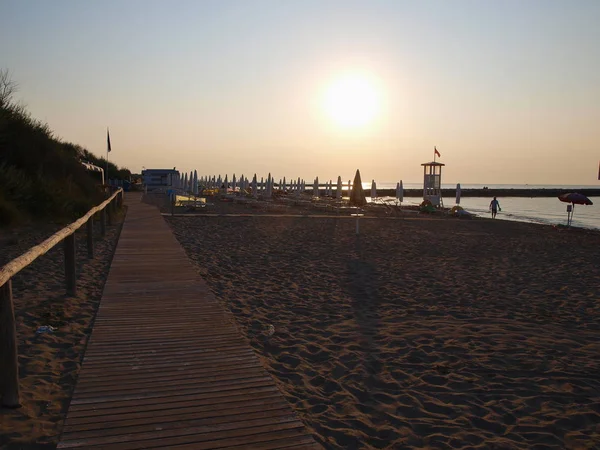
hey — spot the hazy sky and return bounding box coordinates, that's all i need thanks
[2,0,599,184]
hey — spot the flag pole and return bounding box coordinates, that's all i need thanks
[106,127,109,186]
[106,127,111,188]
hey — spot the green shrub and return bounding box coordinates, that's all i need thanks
[0,73,126,226]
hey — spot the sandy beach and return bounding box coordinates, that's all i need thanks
[0,209,125,449]
[166,211,600,449]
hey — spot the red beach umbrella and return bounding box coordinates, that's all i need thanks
[558,193,593,205]
[558,193,593,226]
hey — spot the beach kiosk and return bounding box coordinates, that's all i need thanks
[421,161,445,207]
[142,168,179,192]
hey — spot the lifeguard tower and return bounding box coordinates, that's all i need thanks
[421,161,445,207]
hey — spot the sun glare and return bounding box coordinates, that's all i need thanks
[323,74,381,130]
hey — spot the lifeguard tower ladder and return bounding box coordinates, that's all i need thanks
[421,161,445,207]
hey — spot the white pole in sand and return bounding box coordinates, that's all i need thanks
[351,213,364,235]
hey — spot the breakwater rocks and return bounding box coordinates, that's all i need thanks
[375,188,600,198]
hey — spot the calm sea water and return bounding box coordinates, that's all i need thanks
[361,182,600,191]
[354,182,599,230]
[382,196,599,230]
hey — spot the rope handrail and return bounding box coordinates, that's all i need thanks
[0,188,123,287]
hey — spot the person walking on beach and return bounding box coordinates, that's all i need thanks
[489,197,501,218]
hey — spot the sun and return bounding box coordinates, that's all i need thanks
[323,73,381,130]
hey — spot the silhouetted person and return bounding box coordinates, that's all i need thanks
[489,197,501,218]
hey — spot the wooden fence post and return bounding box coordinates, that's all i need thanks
[86,217,94,259]
[107,201,113,226]
[64,234,76,296]
[0,279,20,408]
[100,209,106,236]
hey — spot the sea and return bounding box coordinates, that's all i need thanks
[365,183,600,231]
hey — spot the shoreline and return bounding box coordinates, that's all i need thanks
[369,188,600,198]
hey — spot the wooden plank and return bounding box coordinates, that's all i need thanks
[61,407,296,440]
[64,389,283,419]
[72,364,266,389]
[70,376,274,402]
[58,193,318,449]
[60,420,305,449]
[70,377,275,405]
[62,398,291,429]
[73,366,268,392]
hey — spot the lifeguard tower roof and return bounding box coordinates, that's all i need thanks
[421,161,445,166]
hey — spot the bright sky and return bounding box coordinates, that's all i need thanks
[1,0,599,184]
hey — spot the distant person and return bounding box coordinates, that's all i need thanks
[489,197,501,218]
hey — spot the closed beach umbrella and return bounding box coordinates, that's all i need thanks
[314,177,319,197]
[337,176,343,200]
[283,177,286,191]
[189,171,193,191]
[193,170,198,195]
[232,174,236,192]
[371,180,377,200]
[183,173,188,192]
[349,170,367,207]
[224,174,228,193]
[395,182,401,204]
[252,174,258,197]
[456,183,461,205]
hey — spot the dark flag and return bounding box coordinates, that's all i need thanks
[107,129,112,153]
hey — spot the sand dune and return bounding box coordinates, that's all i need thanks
[167,213,600,449]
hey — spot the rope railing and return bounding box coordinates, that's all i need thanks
[0,188,124,408]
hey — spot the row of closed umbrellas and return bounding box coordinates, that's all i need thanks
[176,169,411,204]
[173,170,593,226]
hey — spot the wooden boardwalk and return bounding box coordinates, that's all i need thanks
[58,193,319,449]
